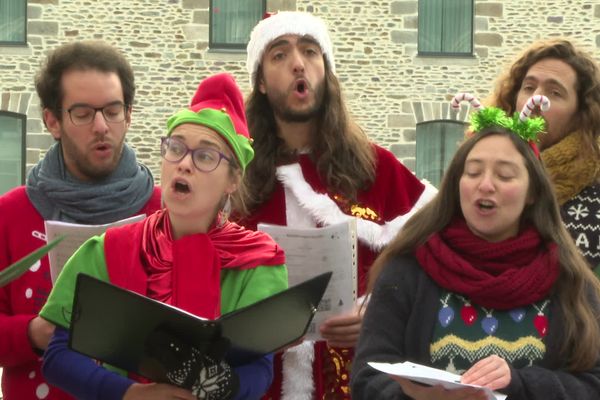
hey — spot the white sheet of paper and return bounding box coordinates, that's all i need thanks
[368,361,507,400]
[45,214,146,284]
[258,220,357,341]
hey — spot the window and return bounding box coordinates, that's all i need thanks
[416,120,466,187]
[0,0,27,45]
[210,0,265,50]
[418,0,473,56]
[0,112,26,194]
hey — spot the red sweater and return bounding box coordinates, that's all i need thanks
[0,186,162,400]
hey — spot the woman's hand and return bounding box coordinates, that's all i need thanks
[461,355,511,391]
[28,316,55,350]
[123,383,196,400]
[319,305,364,348]
[393,377,488,400]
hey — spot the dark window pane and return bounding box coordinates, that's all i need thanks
[210,0,265,49]
[418,0,473,55]
[416,120,466,187]
[0,0,26,44]
[0,112,26,194]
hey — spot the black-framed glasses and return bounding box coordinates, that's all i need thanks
[63,102,128,126]
[160,137,232,173]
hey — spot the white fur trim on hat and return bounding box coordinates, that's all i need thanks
[246,11,336,85]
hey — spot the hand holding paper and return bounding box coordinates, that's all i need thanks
[368,361,507,400]
[461,355,511,392]
[319,304,363,348]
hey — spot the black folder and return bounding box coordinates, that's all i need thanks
[69,271,332,382]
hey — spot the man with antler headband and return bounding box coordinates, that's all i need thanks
[489,38,600,271]
[238,11,437,400]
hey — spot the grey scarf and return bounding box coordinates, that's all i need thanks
[26,142,155,224]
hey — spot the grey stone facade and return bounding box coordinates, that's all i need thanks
[1,0,600,177]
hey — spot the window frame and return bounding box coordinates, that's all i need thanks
[417,0,474,57]
[0,0,28,47]
[0,111,27,191]
[209,0,266,51]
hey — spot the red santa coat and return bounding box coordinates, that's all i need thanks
[0,186,161,400]
[239,145,437,399]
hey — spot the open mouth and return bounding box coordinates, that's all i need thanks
[295,80,307,94]
[173,180,190,194]
[477,200,495,210]
[94,143,111,151]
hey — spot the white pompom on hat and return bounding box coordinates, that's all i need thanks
[246,11,336,85]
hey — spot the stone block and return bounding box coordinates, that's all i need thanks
[1,93,10,111]
[547,16,563,23]
[388,113,415,127]
[402,158,416,172]
[475,16,488,31]
[28,21,59,36]
[26,133,55,150]
[28,36,43,46]
[595,4,600,18]
[474,46,488,58]
[182,24,208,41]
[29,0,58,4]
[475,3,502,17]
[18,93,31,114]
[26,148,41,164]
[391,30,417,44]
[193,10,209,24]
[27,119,44,134]
[391,1,417,15]
[182,0,209,9]
[404,15,417,29]
[403,128,416,142]
[130,41,150,48]
[28,4,43,19]
[474,32,503,47]
[268,0,296,12]
[390,142,416,158]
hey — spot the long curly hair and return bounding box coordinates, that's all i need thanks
[489,38,600,159]
[243,60,375,212]
[368,128,600,372]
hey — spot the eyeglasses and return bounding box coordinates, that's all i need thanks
[160,137,232,173]
[63,102,128,126]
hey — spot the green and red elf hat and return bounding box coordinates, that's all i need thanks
[166,73,255,171]
[451,92,549,158]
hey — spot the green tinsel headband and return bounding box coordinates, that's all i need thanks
[469,107,546,143]
[451,92,550,156]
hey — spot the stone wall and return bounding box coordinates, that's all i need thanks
[1,0,599,177]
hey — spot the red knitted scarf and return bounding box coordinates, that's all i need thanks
[415,218,559,310]
[140,209,285,318]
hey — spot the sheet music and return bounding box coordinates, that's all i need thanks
[258,220,357,341]
[45,214,145,284]
[368,362,507,400]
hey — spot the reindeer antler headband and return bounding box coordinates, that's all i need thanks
[451,93,549,157]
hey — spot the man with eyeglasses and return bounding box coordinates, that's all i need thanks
[0,41,161,400]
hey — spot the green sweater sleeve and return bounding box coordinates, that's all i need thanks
[220,264,288,314]
[40,235,109,329]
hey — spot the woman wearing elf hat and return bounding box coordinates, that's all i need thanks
[38,73,288,400]
[351,95,600,399]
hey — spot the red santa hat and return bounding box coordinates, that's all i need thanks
[246,11,336,86]
[166,73,254,171]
